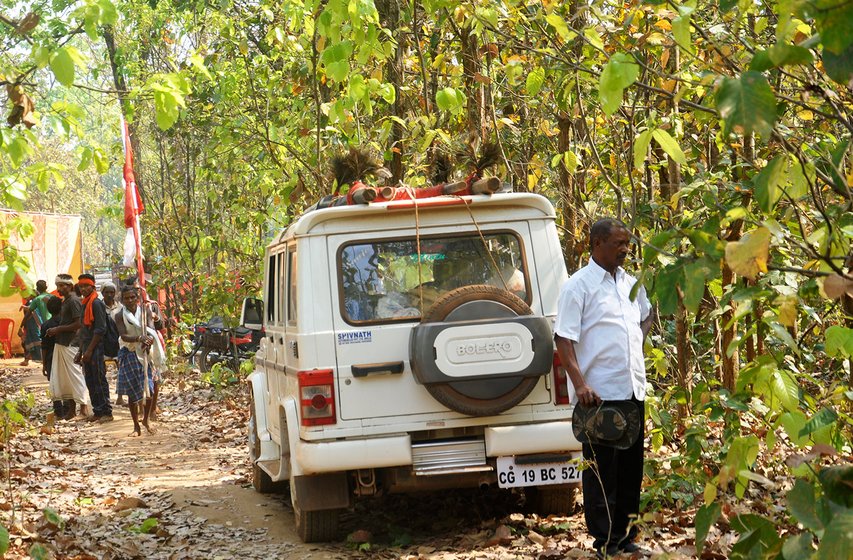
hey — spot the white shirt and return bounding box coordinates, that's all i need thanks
[554,259,651,401]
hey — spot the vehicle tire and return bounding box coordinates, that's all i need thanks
[416,284,543,417]
[198,348,218,373]
[526,484,578,516]
[290,477,339,543]
[249,411,276,494]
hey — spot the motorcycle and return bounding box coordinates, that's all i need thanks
[194,318,263,373]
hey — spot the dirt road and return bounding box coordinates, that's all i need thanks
[2,361,690,559]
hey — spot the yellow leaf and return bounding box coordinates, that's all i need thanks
[797,110,813,121]
[655,20,672,31]
[776,295,798,327]
[724,227,771,280]
[704,481,717,504]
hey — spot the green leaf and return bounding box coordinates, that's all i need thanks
[138,517,158,533]
[545,13,574,41]
[435,87,465,112]
[93,148,109,174]
[153,90,182,130]
[189,54,213,81]
[695,502,721,553]
[651,129,687,165]
[682,260,709,313]
[78,146,93,171]
[825,326,853,358]
[715,71,778,139]
[823,43,853,85]
[798,407,837,439]
[787,156,814,200]
[818,510,853,560]
[584,28,604,51]
[0,525,8,555]
[788,479,823,532]
[753,156,787,213]
[818,465,853,507]
[655,265,681,315]
[526,67,545,96]
[326,60,349,82]
[768,369,800,412]
[50,47,76,86]
[719,0,738,12]
[633,130,652,171]
[808,0,853,55]
[781,532,815,560]
[377,83,395,104]
[320,40,353,64]
[749,50,774,72]
[43,507,64,528]
[767,44,814,67]
[562,150,579,173]
[97,0,118,24]
[29,543,49,560]
[672,11,693,54]
[598,53,639,116]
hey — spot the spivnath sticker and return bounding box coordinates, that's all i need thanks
[337,331,372,345]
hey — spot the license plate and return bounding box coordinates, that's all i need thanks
[496,453,583,488]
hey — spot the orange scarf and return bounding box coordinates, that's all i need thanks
[82,291,97,326]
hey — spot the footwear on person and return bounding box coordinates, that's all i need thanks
[619,541,640,553]
[85,415,99,422]
[594,543,620,558]
[96,415,114,423]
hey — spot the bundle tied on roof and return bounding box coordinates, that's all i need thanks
[331,147,391,204]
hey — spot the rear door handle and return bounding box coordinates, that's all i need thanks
[351,361,404,378]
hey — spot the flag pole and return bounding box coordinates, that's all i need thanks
[121,117,150,399]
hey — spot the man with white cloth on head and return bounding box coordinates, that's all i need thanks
[45,274,91,419]
[114,284,166,437]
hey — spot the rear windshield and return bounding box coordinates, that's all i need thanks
[339,232,527,324]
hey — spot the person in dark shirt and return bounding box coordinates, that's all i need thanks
[76,274,113,423]
[46,274,90,420]
[40,296,62,418]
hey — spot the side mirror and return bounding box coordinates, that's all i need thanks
[241,297,263,330]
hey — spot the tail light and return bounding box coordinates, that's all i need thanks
[552,353,570,405]
[298,369,336,426]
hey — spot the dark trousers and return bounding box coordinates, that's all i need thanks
[582,397,645,548]
[83,344,112,417]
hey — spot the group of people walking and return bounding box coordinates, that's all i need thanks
[19,275,167,437]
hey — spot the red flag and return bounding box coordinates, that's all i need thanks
[123,121,144,228]
[121,119,145,289]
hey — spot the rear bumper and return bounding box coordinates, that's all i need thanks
[292,420,580,475]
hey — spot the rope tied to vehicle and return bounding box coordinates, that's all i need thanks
[456,196,509,292]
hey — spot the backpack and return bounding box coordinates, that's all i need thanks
[104,314,120,358]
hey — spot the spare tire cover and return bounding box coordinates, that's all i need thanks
[410,284,553,417]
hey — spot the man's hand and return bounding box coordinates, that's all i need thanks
[82,350,93,364]
[74,352,82,365]
[575,384,601,407]
[46,327,57,338]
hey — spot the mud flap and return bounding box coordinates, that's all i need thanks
[291,473,350,511]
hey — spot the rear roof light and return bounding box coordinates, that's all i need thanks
[298,369,336,426]
[552,353,570,406]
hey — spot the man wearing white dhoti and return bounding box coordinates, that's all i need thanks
[46,274,90,419]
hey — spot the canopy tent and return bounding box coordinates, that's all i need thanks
[0,210,84,355]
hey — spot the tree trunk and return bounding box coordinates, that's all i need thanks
[103,26,144,194]
[459,26,485,141]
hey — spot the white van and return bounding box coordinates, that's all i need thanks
[243,192,582,542]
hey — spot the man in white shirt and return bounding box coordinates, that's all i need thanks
[554,218,654,558]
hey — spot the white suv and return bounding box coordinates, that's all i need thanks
[243,192,582,542]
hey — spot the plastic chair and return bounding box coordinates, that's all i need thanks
[0,318,13,358]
